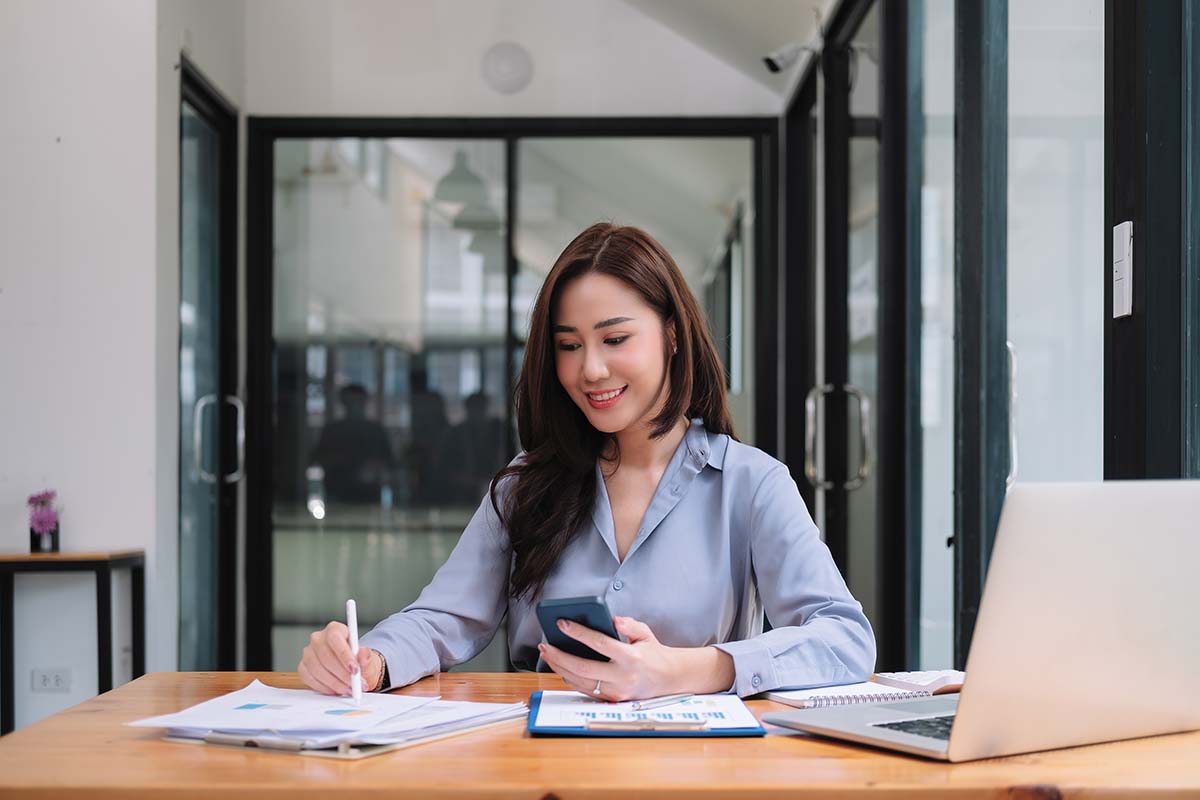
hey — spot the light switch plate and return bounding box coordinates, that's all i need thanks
[31,668,71,693]
[1113,221,1133,318]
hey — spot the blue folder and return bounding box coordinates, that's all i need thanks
[526,691,767,738]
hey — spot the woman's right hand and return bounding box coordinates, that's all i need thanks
[298,621,382,696]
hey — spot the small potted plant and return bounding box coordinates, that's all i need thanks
[28,490,60,553]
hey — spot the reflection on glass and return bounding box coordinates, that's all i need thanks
[1007,0,1104,481]
[843,0,882,650]
[179,101,221,671]
[920,0,956,670]
[515,137,756,438]
[271,138,511,671]
[846,136,880,635]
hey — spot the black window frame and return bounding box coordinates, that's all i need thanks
[245,117,779,670]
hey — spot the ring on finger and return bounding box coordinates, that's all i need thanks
[593,679,602,696]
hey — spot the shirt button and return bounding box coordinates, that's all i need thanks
[751,674,762,688]
[613,579,624,591]
[671,485,681,495]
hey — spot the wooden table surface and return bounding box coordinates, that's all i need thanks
[0,549,145,563]
[0,672,1197,799]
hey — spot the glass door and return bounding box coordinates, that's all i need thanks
[178,66,239,670]
[805,0,933,669]
[266,138,513,671]
[813,1,886,658]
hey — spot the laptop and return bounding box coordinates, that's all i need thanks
[764,480,1200,761]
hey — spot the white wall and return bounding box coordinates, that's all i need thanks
[0,0,158,728]
[244,0,780,117]
[0,0,243,729]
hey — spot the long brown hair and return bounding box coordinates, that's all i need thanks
[491,222,736,601]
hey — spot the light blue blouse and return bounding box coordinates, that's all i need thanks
[360,418,876,697]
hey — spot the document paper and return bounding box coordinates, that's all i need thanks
[128,679,438,734]
[533,690,760,730]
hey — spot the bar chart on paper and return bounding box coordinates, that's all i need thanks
[531,691,761,729]
[128,680,438,733]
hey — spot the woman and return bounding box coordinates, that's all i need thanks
[299,223,875,701]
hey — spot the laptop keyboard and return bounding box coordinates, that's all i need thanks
[871,713,955,740]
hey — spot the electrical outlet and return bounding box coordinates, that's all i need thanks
[31,668,71,693]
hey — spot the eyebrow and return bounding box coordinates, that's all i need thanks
[552,316,635,333]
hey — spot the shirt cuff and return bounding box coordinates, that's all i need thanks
[712,638,779,697]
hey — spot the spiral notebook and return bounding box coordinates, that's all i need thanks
[764,671,964,710]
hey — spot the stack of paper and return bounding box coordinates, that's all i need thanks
[128,679,527,752]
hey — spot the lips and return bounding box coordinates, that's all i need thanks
[585,385,627,409]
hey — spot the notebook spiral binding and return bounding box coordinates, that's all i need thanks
[807,689,931,708]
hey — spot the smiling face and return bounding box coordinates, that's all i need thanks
[552,272,675,435]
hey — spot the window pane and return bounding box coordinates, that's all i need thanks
[1007,0,1104,481]
[920,0,956,670]
[270,138,510,672]
[515,138,756,439]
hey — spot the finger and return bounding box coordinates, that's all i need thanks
[300,661,339,696]
[540,642,612,683]
[313,631,355,687]
[539,642,584,680]
[614,616,657,643]
[540,647,597,696]
[308,635,352,695]
[298,659,342,696]
[556,619,625,659]
[307,650,352,696]
[322,622,357,672]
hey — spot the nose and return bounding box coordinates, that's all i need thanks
[582,346,610,383]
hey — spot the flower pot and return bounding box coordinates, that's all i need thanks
[29,524,59,553]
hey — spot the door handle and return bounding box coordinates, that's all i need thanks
[804,384,835,490]
[224,394,245,484]
[843,384,872,491]
[193,394,218,483]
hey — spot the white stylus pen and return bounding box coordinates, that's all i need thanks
[346,598,361,706]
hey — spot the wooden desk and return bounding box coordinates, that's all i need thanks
[0,550,146,734]
[0,672,1197,798]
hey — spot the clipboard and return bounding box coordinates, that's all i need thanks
[526,691,766,738]
[161,715,527,760]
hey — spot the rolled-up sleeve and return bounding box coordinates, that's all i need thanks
[714,464,876,696]
[359,486,511,690]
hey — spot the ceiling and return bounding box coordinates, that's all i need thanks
[620,0,829,95]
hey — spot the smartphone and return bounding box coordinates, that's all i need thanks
[536,595,621,661]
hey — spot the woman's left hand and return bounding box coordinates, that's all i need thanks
[539,616,681,701]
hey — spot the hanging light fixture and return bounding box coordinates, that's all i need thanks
[432,149,502,268]
[432,150,488,207]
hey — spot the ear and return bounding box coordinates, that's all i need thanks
[665,316,678,355]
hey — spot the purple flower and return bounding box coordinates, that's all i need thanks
[27,489,57,507]
[31,507,58,534]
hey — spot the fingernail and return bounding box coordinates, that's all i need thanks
[557,620,568,631]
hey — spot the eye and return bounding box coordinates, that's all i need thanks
[604,336,628,346]
[557,342,581,352]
